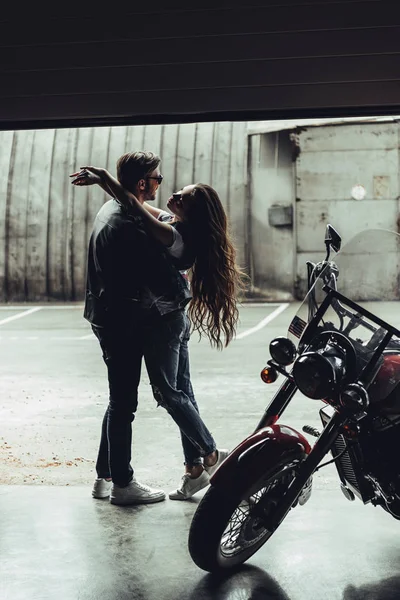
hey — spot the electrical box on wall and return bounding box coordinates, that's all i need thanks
[268,205,293,227]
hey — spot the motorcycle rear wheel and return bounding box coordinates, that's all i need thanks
[188,457,304,572]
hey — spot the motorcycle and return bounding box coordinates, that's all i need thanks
[189,225,400,572]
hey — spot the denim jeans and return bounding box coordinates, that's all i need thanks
[93,309,216,486]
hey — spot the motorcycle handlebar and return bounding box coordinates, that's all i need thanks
[306,260,378,337]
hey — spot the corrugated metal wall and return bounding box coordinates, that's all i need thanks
[2,1,400,129]
[0,123,248,302]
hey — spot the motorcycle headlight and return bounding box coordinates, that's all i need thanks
[293,345,346,400]
[269,337,297,366]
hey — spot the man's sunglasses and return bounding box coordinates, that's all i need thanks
[146,175,164,185]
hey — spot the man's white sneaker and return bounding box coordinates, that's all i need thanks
[92,477,112,499]
[204,449,230,477]
[169,470,210,500]
[110,478,166,505]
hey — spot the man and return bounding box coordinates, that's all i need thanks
[73,152,224,506]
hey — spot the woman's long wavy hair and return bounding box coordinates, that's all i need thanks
[183,184,247,349]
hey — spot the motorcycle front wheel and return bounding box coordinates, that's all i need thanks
[188,457,304,572]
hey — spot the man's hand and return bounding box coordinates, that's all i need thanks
[70,166,104,186]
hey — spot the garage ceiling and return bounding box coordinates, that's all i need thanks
[2,0,400,129]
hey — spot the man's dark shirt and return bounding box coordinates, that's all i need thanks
[84,199,191,327]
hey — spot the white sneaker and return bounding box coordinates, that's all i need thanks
[92,477,112,499]
[204,449,230,477]
[169,470,210,500]
[110,477,166,506]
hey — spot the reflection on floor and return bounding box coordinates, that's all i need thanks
[2,485,400,600]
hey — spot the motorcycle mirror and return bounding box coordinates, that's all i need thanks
[325,224,341,253]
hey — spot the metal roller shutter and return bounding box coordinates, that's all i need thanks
[2,0,400,129]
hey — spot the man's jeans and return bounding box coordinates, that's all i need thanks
[93,309,216,486]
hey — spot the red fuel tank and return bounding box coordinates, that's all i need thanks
[369,354,400,414]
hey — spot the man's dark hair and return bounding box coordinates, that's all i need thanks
[116,151,161,193]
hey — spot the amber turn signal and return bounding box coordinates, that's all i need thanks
[260,366,278,384]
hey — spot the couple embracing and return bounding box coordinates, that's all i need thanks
[71,150,244,505]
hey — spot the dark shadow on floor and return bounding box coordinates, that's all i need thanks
[343,576,400,600]
[187,565,292,600]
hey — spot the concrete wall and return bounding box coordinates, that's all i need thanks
[295,122,400,298]
[0,123,248,302]
[248,131,295,300]
[246,120,400,301]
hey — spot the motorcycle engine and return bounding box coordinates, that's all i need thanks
[363,414,400,518]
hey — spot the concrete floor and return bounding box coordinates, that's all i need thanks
[2,485,400,600]
[1,303,400,599]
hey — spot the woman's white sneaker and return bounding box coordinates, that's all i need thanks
[92,478,112,499]
[110,478,166,505]
[204,449,230,477]
[169,470,210,500]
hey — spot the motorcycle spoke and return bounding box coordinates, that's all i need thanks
[224,510,248,535]
[222,505,252,544]
[219,467,297,556]
[221,490,269,549]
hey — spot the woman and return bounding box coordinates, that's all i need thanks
[71,165,245,499]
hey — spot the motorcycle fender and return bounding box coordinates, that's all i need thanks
[211,424,311,491]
